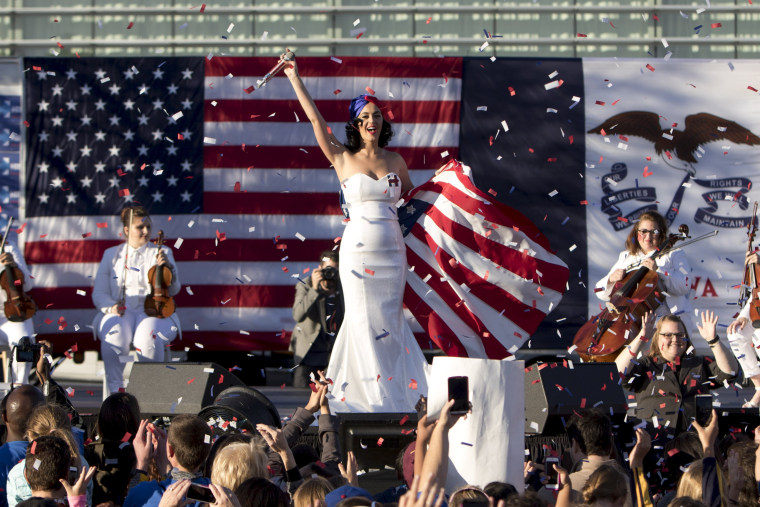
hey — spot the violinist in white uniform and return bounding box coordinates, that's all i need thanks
[92,206,181,395]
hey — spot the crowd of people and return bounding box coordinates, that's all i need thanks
[1,345,759,507]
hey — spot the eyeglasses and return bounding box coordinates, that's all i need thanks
[637,228,661,237]
[660,332,688,342]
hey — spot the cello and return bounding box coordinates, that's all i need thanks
[573,224,694,362]
[740,201,760,328]
[143,230,175,319]
[0,218,36,322]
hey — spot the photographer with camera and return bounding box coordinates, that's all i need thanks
[290,251,344,388]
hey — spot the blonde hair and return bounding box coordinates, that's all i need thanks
[675,460,706,500]
[26,404,82,478]
[582,463,627,504]
[210,440,268,491]
[293,477,334,507]
[449,486,489,507]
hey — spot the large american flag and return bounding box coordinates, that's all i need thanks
[22,56,466,353]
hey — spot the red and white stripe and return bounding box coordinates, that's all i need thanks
[402,161,569,359]
[23,56,463,352]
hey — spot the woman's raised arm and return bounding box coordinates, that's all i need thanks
[283,52,346,170]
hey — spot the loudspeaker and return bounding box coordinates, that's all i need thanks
[127,362,245,417]
[524,362,626,435]
[198,386,282,436]
[339,413,418,473]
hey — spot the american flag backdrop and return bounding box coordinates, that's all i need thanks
[21,56,498,354]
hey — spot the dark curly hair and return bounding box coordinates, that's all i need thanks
[343,118,394,153]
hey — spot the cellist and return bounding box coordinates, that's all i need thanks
[727,251,760,408]
[595,211,691,321]
[92,206,181,396]
[0,223,35,384]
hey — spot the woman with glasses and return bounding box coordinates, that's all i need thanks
[595,211,691,320]
[615,310,737,434]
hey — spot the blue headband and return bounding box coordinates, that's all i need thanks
[349,94,382,121]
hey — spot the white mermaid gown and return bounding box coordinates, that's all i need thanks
[326,172,430,413]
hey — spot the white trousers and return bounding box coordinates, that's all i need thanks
[97,309,178,395]
[0,317,35,385]
[728,323,760,379]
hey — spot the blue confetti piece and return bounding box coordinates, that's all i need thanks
[165,365,177,370]
[461,442,473,447]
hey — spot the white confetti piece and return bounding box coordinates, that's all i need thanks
[440,150,449,158]
[544,80,560,90]
[330,56,343,64]
[477,106,487,111]
[203,137,216,144]
[353,18,360,26]
[33,459,41,470]
[76,289,86,296]
[195,343,204,349]
[548,70,559,79]
[187,220,195,228]
[240,330,250,335]
[186,287,194,295]
[203,368,214,373]
[479,41,489,52]
[227,23,234,33]
[501,120,509,132]
[172,111,183,121]
[295,232,306,241]
[548,189,558,197]
[174,238,184,249]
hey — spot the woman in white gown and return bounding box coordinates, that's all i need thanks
[285,54,429,412]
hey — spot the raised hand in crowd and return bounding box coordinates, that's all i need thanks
[629,428,652,469]
[149,422,171,478]
[133,419,154,472]
[60,465,97,499]
[339,450,359,487]
[157,479,191,507]
[257,424,297,471]
[553,463,572,507]
[208,484,242,507]
[691,409,719,457]
[398,474,445,507]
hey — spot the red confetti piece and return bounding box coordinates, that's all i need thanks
[643,166,653,177]
[711,22,722,28]
[376,374,381,382]
[426,16,432,24]
[118,189,130,197]
[488,188,497,196]
[333,89,342,95]
[178,133,184,140]
[377,437,384,446]
[233,182,241,192]
[577,33,587,37]
[365,86,376,95]
[508,86,515,96]
[645,64,655,72]
[408,379,418,390]
[200,3,206,12]
[244,85,254,94]
[399,415,409,425]
[364,268,375,275]
[121,432,132,443]
[749,86,759,92]
[127,21,134,29]
[219,374,224,384]
[30,441,37,454]
[595,100,606,106]
[611,99,621,105]
[187,377,196,384]
[96,223,108,228]
[56,42,64,49]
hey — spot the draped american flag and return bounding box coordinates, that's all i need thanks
[21,55,566,358]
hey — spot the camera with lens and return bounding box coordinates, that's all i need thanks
[15,336,42,363]
[321,266,338,280]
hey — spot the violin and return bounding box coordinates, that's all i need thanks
[740,202,760,328]
[573,225,691,362]
[0,218,36,322]
[144,230,175,319]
